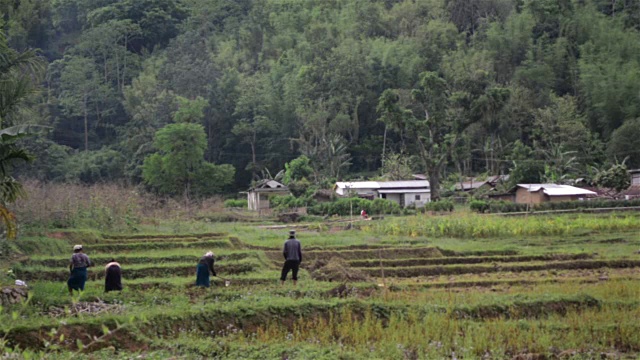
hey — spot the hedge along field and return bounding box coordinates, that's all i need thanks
[2,213,640,359]
[362,212,640,238]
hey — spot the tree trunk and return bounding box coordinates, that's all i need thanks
[83,94,89,151]
[381,124,387,168]
[250,139,257,181]
[428,167,441,201]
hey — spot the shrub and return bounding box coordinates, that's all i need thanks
[483,199,640,213]
[469,200,489,213]
[423,200,454,212]
[309,197,401,216]
[223,199,248,208]
[270,195,313,210]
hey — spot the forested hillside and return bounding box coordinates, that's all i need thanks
[3,0,640,197]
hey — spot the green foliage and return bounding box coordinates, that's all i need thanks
[309,198,401,216]
[223,199,248,209]
[607,118,640,168]
[60,148,125,183]
[469,200,489,213]
[270,195,310,210]
[423,200,454,213]
[287,178,312,198]
[142,123,235,197]
[282,155,313,185]
[6,0,640,197]
[380,152,413,180]
[508,140,544,185]
[594,163,631,193]
[477,199,640,213]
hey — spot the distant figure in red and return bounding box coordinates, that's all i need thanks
[360,209,368,219]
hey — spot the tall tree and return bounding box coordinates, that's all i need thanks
[378,72,484,200]
[56,55,112,151]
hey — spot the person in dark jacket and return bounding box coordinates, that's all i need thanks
[104,259,123,292]
[195,251,216,287]
[67,245,92,295]
[280,230,302,285]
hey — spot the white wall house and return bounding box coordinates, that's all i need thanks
[334,180,430,208]
[630,169,640,186]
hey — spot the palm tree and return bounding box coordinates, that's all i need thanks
[0,32,45,238]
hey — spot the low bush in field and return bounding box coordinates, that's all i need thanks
[470,199,640,213]
[270,195,313,210]
[422,200,454,212]
[309,198,401,216]
[223,199,248,208]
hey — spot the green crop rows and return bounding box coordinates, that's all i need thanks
[2,213,640,359]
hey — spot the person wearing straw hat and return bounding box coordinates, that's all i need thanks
[104,259,123,292]
[195,251,216,287]
[280,230,302,286]
[67,245,92,295]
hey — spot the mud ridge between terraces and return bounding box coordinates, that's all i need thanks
[99,236,227,243]
[14,263,257,281]
[88,240,232,252]
[2,296,625,352]
[26,253,251,268]
[361,260,640,277]
[266,247,445,262]
[349,253,594,267]
[102,232,227,240]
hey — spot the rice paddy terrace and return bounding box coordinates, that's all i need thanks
[3,223,640,359]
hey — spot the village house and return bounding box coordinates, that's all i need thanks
[455,175,509,193]
[514,184,597,204]
[630,169,640,186]
[334,180,431,208]
[246,180,290,211]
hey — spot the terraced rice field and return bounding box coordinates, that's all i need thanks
[2,224,640,359]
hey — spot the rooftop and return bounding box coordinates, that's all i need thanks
[335,180,430,190]
[517,184,597,196]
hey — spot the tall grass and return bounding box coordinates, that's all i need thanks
[364,213,640,238]
[10,180,225,232]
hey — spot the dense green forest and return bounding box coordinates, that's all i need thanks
[2,0,640,199]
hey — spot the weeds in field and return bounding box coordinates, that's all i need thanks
[364,213,640,238]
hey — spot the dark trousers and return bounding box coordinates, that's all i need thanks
[281,260,300,281]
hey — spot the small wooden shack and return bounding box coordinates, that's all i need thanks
[247,180,290,211]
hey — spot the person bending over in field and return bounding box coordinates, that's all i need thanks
[104,259,122,292]
[195,251,216,288]
[67,245,92,295]
[281,230,302,286]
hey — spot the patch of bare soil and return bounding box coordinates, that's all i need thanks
[46,300,124,318]
[325,284,378,298]
[310,258,370,282]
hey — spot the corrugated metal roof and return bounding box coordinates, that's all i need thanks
[335,180,430,190]
[335,181,380,189]
[378,180,430,188]
[517,184,596,196]
[378,189,430,194]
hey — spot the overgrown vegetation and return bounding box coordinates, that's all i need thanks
[470,198,640,213]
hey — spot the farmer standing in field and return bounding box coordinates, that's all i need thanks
[281,230,302,286]
[104,258,123,292]
[67,245,92,295]
[195,251,216,287]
